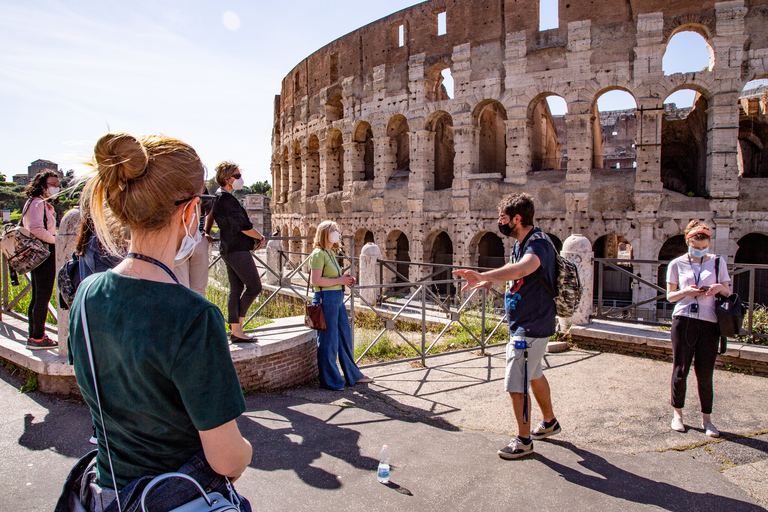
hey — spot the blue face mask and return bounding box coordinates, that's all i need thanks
[689,247,708,258]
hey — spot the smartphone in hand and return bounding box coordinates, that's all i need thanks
[699,285,710,291]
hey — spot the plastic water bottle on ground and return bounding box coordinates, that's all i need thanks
[377,445,390,484]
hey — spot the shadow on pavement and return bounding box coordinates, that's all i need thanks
[239,394,381,489]
[538,439,764,511]
[0,366,91,459]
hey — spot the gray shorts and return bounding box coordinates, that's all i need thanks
[504,335,549,393]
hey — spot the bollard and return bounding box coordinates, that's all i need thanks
[359,242,382,305]
[55,208,82,358]
[559,233,593,329]
[265,239,281,286]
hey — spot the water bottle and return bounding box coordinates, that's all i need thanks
[377,445,390,484]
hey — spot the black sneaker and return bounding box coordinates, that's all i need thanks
[497,437,534,460]
[26,336,58,351]
[531,419,561,440]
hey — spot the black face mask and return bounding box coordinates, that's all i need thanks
[498,221,513,237]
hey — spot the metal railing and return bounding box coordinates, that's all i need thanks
[0,253,58,326]
[206,235,511,367]
[593,258,767,339]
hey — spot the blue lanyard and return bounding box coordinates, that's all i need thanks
[125,253,179,284]
[687,254,704,287]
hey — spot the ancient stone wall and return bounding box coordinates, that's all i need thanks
[271,0,768,303]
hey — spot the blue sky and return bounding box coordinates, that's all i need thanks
[0,1,760,185]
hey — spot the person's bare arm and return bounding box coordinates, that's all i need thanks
[311,268,355,288]
[203,215,215,243]
[453,253,540,291]
[199,420,252,481]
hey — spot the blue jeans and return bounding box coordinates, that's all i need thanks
[314,289,363,390]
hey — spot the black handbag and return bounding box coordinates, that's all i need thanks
[57,253,81,310]
[714,256,746,354]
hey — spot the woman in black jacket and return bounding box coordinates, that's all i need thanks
[209,161,264,342]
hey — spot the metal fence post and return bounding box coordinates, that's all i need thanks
[748,267,755,335]
[421,284,426,367]
[349,237,355,350]
[480,288,487,355]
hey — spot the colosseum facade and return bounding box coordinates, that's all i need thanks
[271,0,768,305]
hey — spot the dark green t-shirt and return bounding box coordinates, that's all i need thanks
[68,271,246,489]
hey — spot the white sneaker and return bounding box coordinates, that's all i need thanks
[670,416,685,432]
[702,421,720,438]
[497,437,534,460]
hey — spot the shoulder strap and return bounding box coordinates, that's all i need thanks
[79,278,124,509]
[18,199,33,227]
[714,254,720,282]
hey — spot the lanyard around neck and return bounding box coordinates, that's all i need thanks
[125,253,179,284]
[687,254,704,287]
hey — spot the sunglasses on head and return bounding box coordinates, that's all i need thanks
[174,194,215,209]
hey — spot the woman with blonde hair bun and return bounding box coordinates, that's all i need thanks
[60,133,252,512]
[308,220,372,390]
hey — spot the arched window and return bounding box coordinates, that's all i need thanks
[735,233,768,306]
[281,146,289,203]
[428,111,454,190]
[593,90,637,170]
[354,122,375,181]
[387,115,410,181]
[663,30,714,75]
[326,94,343,122]
[593,234,633,308]
[306,135,320,196]
[529,95,566,171]
[478,232,505,269]
[426,63,453,102]
[477,101,507,176]
[327,130,344,193]
[430,231,454,295]
[738,79,768,178]
[385,230,410,285]
[661,89,708,196]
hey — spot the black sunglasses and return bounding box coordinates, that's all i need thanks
[174,194,215,209]
[231,173,242,179]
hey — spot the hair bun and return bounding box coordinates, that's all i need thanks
[94,132,148,189]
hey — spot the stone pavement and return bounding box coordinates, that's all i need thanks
[1,345,766,511]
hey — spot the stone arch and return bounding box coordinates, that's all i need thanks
[385,230,410,285]
[326,129,344,193]
[291,226,303,267]
[475,231,505,269]
[281,146,289,203]
[591,88,638,171]
[544,233,563,253]
[738,81,768,178]
[663,23,715,73]
[291,141,302,198]
[527,93,567,172]
[387,114,410,181]
[656,234,687,297]
[306,135,321,196]
[474,100,507,177]
[354,121,375,181]
[426,61,452,102]
[426,110,455,190]
[353,228,375,257]
[661,90,709,196]
[593,234,633,306]
[734,233,768,306]
[326,93,344,122]
[425,230,454,295]
[305,227,317,262]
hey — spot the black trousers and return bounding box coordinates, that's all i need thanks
[28,243,56,339]
[222,250,262,324]
[670,315,720,414]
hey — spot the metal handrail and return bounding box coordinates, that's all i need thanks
[593,258,767,339]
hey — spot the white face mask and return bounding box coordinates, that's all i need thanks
[46,186,60,196]
[175,202,201,262]
[329,231,340,244]
[232,177,245,190]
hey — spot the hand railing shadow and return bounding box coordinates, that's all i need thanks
[537,439,764,511]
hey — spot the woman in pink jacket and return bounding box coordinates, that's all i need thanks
[21,169,60,350]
